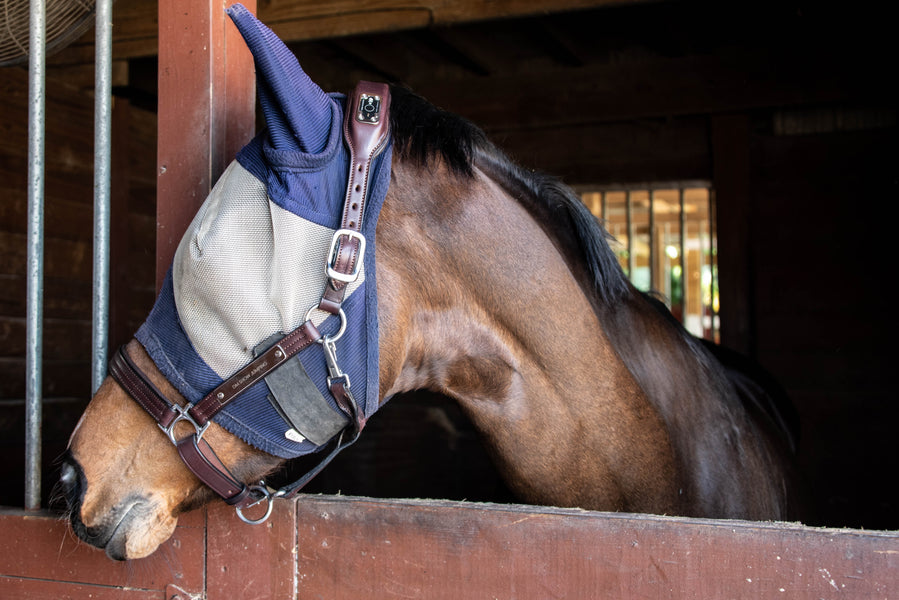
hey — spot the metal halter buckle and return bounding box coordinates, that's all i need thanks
[326,229,366,283]
[235,484,274,525]
[159,404,209,445]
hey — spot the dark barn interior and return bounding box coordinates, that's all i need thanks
[1,0,896,531]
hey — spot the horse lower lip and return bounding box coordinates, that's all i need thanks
[102,502,141,560]
[74,500,140,556]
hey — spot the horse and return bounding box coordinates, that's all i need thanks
[60,6,800,561]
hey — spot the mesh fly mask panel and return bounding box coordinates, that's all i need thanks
[135,4,391,459]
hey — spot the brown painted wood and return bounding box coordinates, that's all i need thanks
[2,497,896,598]
[0,509,204,592]
[0,577,163,600]
[292,496,898,599]
[156,0,257,290]
[206,500,297,598]
[51,0,645,64]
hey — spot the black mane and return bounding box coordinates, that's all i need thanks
[388,84,630,305]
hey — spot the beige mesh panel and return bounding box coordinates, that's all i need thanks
[173,161,363,378]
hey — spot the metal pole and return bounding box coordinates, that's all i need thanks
[25,0,47,511]
[625,190,633,278]
[679,188,686,311]
[648,189,655,291]
[92,0,113,394]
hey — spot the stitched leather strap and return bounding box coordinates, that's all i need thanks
[177,435,251,507]
[188,320,321,424]
[319,81,391,314]
[109,347,179,429]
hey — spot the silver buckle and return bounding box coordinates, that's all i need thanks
[327,229,366,284]
[159,404,209,445]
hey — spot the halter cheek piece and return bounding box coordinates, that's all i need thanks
[108,82,390,524]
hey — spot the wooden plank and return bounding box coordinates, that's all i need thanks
[263,0,638,42]
[0,577,163,600]
[206,500,298,599]
[293,495,899,599]
[156,0,257,290]
[0,509,204,593]
[407,50,884,136]
[50,0,645,64]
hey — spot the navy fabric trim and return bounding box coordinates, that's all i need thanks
[227,4,334,154]
[236,96,350,229]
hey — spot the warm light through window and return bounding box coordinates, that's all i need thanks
[580,185,719,342]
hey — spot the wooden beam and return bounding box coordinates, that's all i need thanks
[155,0,257,290]
[412,49,885,133]
[51,0,648,64]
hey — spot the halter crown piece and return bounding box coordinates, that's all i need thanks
[109,3,392,523]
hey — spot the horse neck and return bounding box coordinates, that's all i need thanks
[375,159,682,513]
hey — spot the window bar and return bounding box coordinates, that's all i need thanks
[625,190,634,278]
[648,189,655,291]
[709,188,719,341]
[679,187,686,314]
[25,0,47,511]
[92,0,114,394]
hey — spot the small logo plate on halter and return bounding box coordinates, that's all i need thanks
[356,94,381,124]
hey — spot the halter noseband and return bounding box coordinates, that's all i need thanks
[108,82,390,524]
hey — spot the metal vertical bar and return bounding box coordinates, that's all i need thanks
[709,188,719,341]
[648,189,655,291]
[25,0,47,511]
[92,0,113,394]
[679,188,686,313]
[625,190,633,278]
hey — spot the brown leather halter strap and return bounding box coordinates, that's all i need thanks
[319,82,391,315]
[107,81,390,521]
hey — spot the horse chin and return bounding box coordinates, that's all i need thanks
[69,493,178,561]
[96,498,178,561]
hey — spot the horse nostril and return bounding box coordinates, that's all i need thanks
[59,456,85,510]
[60,463,76,492]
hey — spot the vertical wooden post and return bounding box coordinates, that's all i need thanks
[156,0,257,291]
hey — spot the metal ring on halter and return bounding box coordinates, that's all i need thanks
[304,306,348,343]
[235,485,274,525]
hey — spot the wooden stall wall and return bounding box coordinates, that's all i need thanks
[2,496,897,599]
[0,66,157,508]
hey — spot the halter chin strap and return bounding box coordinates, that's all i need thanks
[108,81,390,524]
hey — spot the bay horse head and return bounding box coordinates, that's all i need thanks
[62,5,800,560]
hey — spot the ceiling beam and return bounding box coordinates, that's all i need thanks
[49,0,650,65]
[409,48,890,134]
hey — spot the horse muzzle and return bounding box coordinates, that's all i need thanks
[59,454,157,561]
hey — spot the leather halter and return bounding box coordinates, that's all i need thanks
[108,81,390,523]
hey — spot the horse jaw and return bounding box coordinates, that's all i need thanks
[64,341,279,560]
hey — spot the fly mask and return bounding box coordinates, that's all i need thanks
[109,4,392,523]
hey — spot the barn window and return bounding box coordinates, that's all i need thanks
[580,184,719,341]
